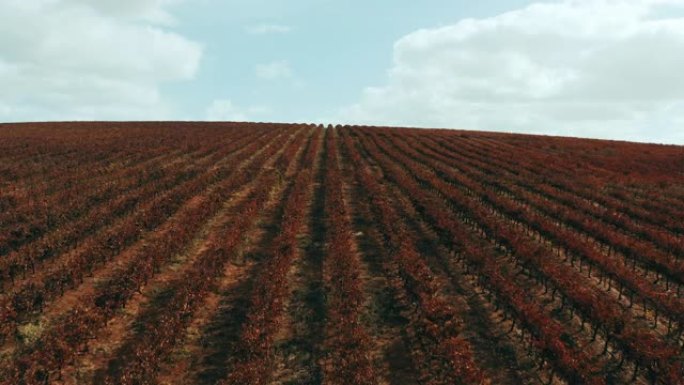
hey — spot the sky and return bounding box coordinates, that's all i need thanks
[1,0,684,144]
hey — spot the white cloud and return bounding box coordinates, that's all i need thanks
[246,23,292,35]
[255,60,293,81]
[342,0,684,144]
[0,0,201,122]
[205,99,268,121]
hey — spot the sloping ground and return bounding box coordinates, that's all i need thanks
[0,122,682,385]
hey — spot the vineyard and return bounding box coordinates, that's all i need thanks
[0,121,683,385]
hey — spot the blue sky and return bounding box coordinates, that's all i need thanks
[1,0,684,144]
[165,0,537,122]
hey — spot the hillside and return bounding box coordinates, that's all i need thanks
[0,122,683,385]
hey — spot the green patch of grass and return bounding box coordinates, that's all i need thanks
[17,322,44,345]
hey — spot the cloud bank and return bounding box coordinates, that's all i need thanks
[0,0,201,121]
[205,99,268,121]
[255,60,294,81]
[343,0,684,144]
[246,23,292,35]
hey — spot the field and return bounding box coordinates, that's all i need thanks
[0,122,683,385]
